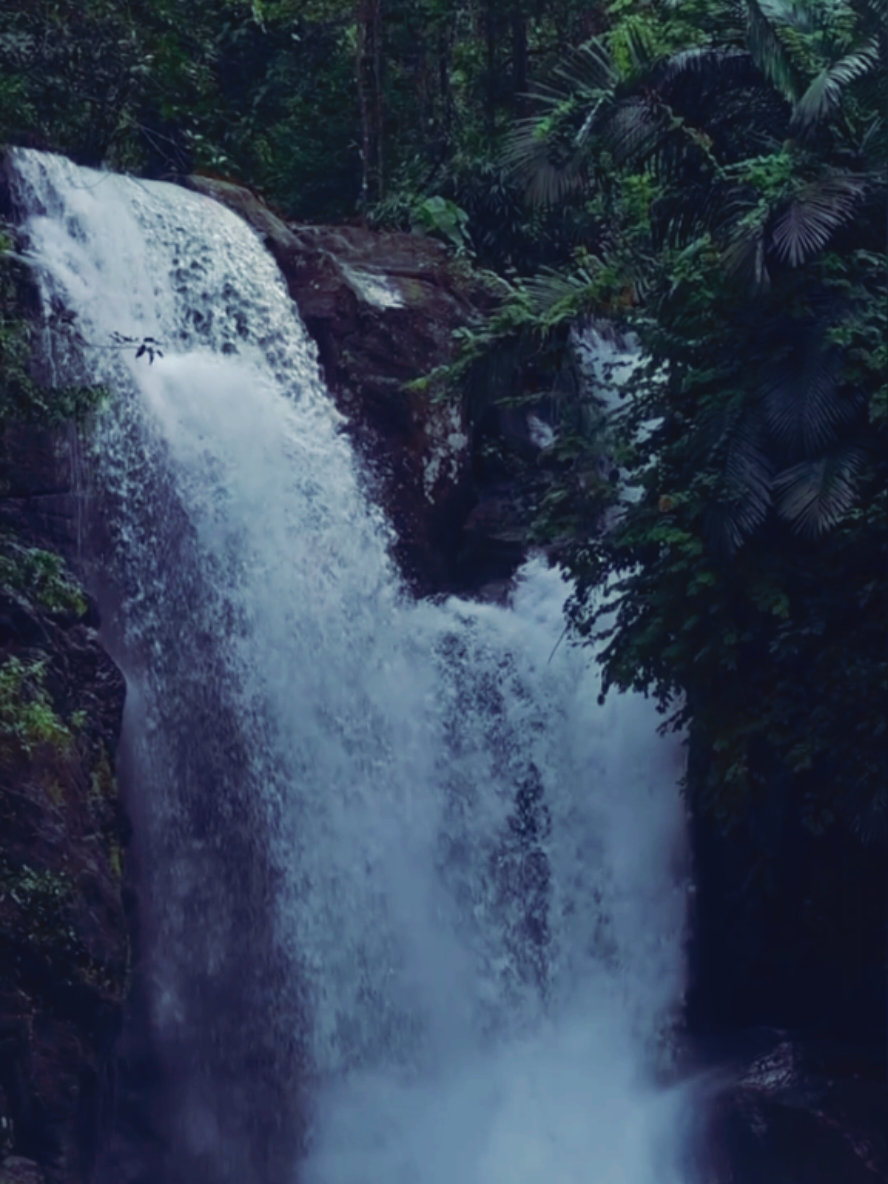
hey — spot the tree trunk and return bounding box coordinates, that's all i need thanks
[484,0,497,136]
[511,0,528,115]
[438,23,454,143]
[357,0,384,207]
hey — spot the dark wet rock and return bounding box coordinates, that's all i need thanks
[696,1034,887,1184]
[182,179,610,596]
[0,228,130,1184]
[0,573,128,1184]
[686,741,887,1180]
[184,175,512,594]
[0,425,82,559]
[686,739,887,1052]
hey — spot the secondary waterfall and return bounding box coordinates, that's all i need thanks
[9,150,692,1184]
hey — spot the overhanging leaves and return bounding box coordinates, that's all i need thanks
[770,173,866,266]
[758,343,860,454]
[774,443,868,534]
[792,39,880,132]
[744,0,803,102]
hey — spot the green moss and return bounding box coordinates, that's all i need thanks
[88,746,116,802]
[107,838,123,883]
[0,860,71,907]
[0,656,75,759]
[0,538,88,617]
[0,849,127,997]
[0,855,78,957]
[89,746,123,881]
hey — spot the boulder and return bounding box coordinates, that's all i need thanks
[697,1036,887,1184]
[185,175,502,594]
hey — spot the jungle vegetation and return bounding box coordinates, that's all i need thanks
[0,0,885,857]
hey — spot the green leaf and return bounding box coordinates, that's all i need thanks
[770,173,866,266]
[774,443,868,534]
[792,39,880,131]
[745,0,803,102]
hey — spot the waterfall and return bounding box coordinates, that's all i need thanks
[9,150,693,1184]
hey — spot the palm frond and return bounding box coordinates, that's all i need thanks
[859,112,887,174]
[723,210,771,289]
[549,39,619,98]
[852,0,888,40]
[574,94,612,150]
[523,264,604,319]
[773,443,868,534]
[617,17,660,78]
[694,400,772,550]
[704,486,771,553]
[723,231,768,286]
[792,39,880,131]
[503,114,587,206]
[660,46,759,91]
[758,0,815,32]
[759,346,860,455]
[723,406,774,530]
[655,181,735,251]
[606,96,669,166]
[745,0,804,101]
[503,41,618,206]
[770,173,866,266]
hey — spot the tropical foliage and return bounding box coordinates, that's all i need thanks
[0,0,605,224]
[0,0,885,848]
[487,0,888,843]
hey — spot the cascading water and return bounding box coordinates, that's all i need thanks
[9,150,693,1184]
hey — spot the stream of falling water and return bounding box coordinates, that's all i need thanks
[9,150,693,1184]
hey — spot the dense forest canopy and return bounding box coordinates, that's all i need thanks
[0,0,602,223]
[0,0,886,857]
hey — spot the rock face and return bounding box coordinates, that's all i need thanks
[182,179,614,598]
[0,633,126,1184]
[0,550,128,1184]
[685,722,886,1094]
[184,175,519,594]
[0,424,82,561]
[698,1035,887,1184]
[687,785,886,1051]
[0,238,130,1180]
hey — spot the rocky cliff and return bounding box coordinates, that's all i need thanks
[0,183,130,1184]
[184,175,562,596]
[0,431,128,1184]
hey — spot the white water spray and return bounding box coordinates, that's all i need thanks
[10,150,692,1184]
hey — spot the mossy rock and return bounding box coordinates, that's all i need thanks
[0,553,127,1183]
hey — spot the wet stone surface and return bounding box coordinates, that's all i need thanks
[698,1035,887,1184]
